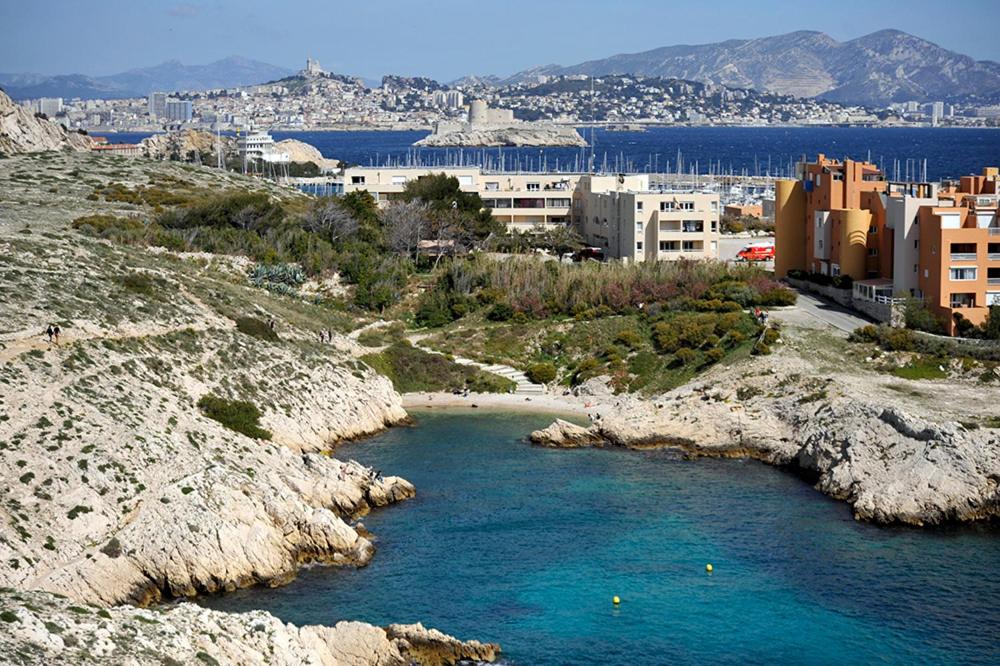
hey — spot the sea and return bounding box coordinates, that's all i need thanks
[96,126,1000,182]
[198,411,1000,666]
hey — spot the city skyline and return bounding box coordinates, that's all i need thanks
[2,0,999,82]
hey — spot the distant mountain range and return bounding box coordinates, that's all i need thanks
[504,30,1000,106]
[0,56,293,100]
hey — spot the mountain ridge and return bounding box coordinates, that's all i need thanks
[0,56,293,100]
[503,29,1000,106]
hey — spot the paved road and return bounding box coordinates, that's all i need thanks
[719,235,774,270]
[773,290,874,334]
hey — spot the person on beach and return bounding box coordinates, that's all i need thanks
[45,324,54,343]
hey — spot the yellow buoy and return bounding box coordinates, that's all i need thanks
[612,596,620,605]
[706,563,714,573]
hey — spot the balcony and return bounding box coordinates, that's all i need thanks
[989,253,1000,261]
[950,252,978,261]
[989,278,1000,286]
[990,228,1000,235]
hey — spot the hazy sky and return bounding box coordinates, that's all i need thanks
[2,0,999,80]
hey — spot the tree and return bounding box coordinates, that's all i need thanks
[400,173,503,242]
[303,198,359,247]
[982,305,1000,340]
[382,200,431,256]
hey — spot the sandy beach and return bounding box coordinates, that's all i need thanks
[402,391,599,421]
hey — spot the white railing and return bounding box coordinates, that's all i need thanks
[989,253,1000,261]
[872,294,907,305]
[950,253,977,261]
[988,278,1000,286]
[989,228,1000,235]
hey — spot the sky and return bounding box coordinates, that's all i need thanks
[2,0,999,81]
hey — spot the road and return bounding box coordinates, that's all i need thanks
[772,290,874,334]
[719,235,774,270]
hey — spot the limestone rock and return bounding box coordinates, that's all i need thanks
[386,623,501,666]
[0,589,499,666]
[529,418,602,448]
[274,138,339,169]
[0,89,92,154]
[415,125,586,147]
[141,128,236,161]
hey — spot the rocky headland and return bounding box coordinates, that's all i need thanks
[531,344,1000,526]
[0,150,499,664]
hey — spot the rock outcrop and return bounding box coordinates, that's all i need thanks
[0,589,498,666]
[140,128,236,161]
[532,367,1000,526]
[274,138,339,169]
[415,125,586,147]
[0,89,92,154]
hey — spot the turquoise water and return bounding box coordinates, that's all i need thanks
[199,411,1000,664]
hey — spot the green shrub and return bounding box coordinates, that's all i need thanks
[235,317,278,341]
[487,302,515,322]
[197,394,271,440]
[880,327,916,352]
[762,328,780,345]
[704,347,725,364]
[362,342,514,393]
[526,362,557,384]
[100,537,122,558]
[756,288,797,306]
[673,348,697,366]
[848,325,880,343]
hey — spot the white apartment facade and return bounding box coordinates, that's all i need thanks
[341,166,720,261]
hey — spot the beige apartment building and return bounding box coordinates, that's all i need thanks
[574,174,720,262]
[342,166,720,261]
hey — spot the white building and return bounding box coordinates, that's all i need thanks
[34,97,63,117]
[148,92,167,119]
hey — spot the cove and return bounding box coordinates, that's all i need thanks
[198,411,1000,665]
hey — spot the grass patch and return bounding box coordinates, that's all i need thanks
[891,359,948,381]
[234,317,278,342]
[196,394,272,440]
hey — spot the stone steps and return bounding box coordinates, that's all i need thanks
[409,341,548,396]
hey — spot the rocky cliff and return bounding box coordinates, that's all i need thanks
[0,589,499,665]
[141,128,236,161]
[0,89,92,154]
[0,150,499,664]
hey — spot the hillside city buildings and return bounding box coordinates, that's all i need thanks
[342,166,720,262]
[16,58,999,133]
[774,155,1000,334]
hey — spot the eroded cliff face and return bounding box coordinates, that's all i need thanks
[532,347,1000,526]
[0,90,92,154]
[0,589,500,666]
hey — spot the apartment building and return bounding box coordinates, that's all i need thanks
[342,166,720,261]
[775,154,1000,334]
[574,175,720,262]
[342,166,579,231]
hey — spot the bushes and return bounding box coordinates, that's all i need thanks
[487,302,515,322]
[235,316,277,341]
[362,342,514,393]
[526,362,557,384]
[197,394,271,440]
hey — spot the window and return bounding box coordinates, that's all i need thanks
[682,220,703,233]
[513,198,545,209]
[636,201,644,211]
[950,267,977,281]
[484,182,499,191]
[457,176,473,186]
[660,201,675,212]
[914,240,919,249]
[636,242,643,251]
[527,183,540,192]
[868,248,878,256]
[547,198,571,208]
[636,222,643,233]
[913,264,918,273]
[950,293,976,308]
[391,176,407,185]
[682,241,696,251]
[679,201,695,211]
[659,240,679,252]
[711,220,718,232]
[868,225,877,234]
[351,175,366,184]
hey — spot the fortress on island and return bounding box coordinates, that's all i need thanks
[415,99,586,147]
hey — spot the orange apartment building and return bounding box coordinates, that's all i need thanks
[775,154,1000,335]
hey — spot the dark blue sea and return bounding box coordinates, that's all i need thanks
[97,126,1000,182]
[198,411,1000,665]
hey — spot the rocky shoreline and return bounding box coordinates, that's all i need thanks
[530,367,1000,526]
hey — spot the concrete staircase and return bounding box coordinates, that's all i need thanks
[409,338,547,395]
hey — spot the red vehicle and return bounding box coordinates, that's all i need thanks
[736,242,775,262]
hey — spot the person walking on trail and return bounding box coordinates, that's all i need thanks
[45,324,54,344]
[52,325,61,345]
